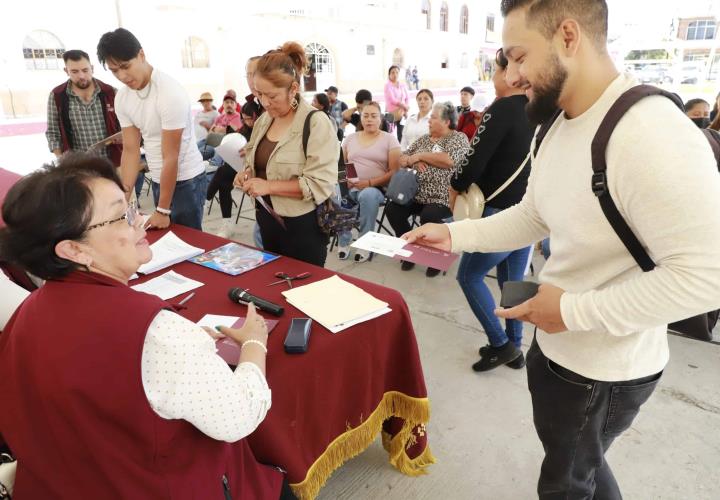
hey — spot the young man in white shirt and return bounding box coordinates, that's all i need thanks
[404,0,720,497]
[97,28,207,230]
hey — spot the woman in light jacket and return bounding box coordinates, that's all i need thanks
[234,42,338,267]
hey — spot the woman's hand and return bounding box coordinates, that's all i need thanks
[349,179,371,190]
[399,155,410,168]
[415,161,429,173]
[233,168,252,189]
[243,177,271,197]
[216,303,269,346]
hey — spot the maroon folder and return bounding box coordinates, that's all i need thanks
[392,243,458,271]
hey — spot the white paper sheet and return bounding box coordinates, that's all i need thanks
[137,231,204,275]
[351,232,408,257]
[197,314,240,329]
[215,133,248,172]
[131,271,203,300]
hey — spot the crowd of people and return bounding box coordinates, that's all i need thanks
[2,0,720,496]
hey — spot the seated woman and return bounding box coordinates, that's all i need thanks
[0,154,293,499]
[197,93,243,166]
[400,89,433,153]
[205,99,261,239]
[337,101,401,261]
[386,102,469,277]
[312,93,341,141]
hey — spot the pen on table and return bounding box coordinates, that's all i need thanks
[178,292,195,306]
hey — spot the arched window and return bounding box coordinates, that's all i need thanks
[393,48,405,68]
[439,2,449,32]
[23,30,64,70]
[304,42,334,92]
[460,5,469,34]
[181,36,209,68]
[421,0,431,30]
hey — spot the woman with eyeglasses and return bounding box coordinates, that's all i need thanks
[0,154,294,498]
[450,48,535,372]
[233,42,338,267]
[386,101,469,277]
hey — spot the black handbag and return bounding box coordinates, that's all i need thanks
[302,111,359,236]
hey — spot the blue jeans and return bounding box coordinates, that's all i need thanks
[338,187,385,247]
[151,172,208,230]
[253,222,263,249]
[456,206,532,348]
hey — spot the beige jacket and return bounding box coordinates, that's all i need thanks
[245,99,339,217]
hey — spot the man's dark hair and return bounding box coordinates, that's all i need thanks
[62,50,90,64]
[500,0,609,49]
[355,89,373,104]
[0,154,123,280]
[97,28,142,68]
[684,98,709,113]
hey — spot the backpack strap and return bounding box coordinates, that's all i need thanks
[590,84,683,272]
[302,110,322,158]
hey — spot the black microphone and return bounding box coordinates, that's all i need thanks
[228,288,284,317]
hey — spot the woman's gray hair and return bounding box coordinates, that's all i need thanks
[432,101,458,129]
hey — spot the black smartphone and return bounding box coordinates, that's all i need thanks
[284,318,312,354]
[499,281,540,308]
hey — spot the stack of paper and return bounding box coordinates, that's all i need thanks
[281,275,391,333]
[137,231,204,275]
[131,270,203,300]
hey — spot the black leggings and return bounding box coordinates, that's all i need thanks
[386,201,451,237]
[206,163,236,219]
[256,202,329,267]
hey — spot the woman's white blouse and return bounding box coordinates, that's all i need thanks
[400,113,430,152]
[141,310,271,442]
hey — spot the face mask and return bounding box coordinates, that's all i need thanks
[691,117,710,128]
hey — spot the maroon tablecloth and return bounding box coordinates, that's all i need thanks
[139,225,434,499]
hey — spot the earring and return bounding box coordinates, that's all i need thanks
[290,96,299,110]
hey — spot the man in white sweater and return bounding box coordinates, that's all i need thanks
[404,0,720,498]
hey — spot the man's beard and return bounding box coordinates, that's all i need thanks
[74,79,91,90]
[526,52,567,126]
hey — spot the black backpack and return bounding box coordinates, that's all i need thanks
[535,85,719,342]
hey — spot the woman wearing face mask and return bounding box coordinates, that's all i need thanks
[684,98,711,128]
[450,48,535,372]
[400,89,434,153]
[0,154,292,499]
[384,65,410,142]
[233,42,338,267]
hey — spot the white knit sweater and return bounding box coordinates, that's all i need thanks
[449,73,720,381]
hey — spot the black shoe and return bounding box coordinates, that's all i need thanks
[472,342,522,372]
[401,260,415,271]
[506,352,525,369]
[479,344,526,369]
[425,267,441,277]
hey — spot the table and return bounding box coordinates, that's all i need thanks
[138,225,435,499]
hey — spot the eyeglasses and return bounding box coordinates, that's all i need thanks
[86,203,139,231]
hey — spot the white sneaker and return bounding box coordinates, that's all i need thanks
[216,219,234,239]
[354,249,369,263]
[337,246,350,260]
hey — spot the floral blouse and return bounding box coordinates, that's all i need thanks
[405,131,469,207]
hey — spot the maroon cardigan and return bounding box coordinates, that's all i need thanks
[0,271,281,499]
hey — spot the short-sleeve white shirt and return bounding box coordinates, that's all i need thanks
[115,69,205,182]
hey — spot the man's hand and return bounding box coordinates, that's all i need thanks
[495,284,568,333]
[401,223,452,252]
[144,211,171,230]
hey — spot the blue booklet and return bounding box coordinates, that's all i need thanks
[189,242,279,276]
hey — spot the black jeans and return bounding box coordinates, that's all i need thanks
[256,200,329,267]
[206,163,236,219]
[385,201,451,237]
[526,338,662,500]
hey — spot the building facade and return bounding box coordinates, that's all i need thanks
[1,0,502,119]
